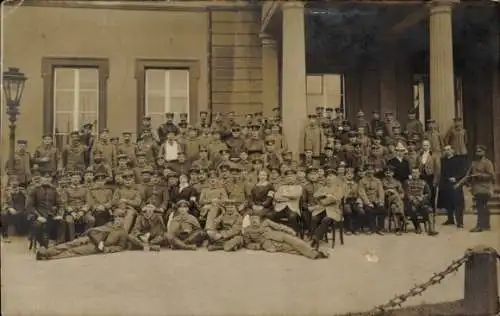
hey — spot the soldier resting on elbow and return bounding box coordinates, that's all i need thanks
[128,203,166,252]
[242,212,329,259]
[35,209,130,261]
[404,167,432,234]
[206,200,244,252]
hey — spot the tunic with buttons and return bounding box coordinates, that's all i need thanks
[62,144,87,171]
[63,185,88,210]
[358,177,385,205]
[403,179,430,204]
[86,185,114,209]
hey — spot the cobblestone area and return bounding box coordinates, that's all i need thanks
[2,216,499,316]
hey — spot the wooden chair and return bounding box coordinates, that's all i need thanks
[326,219,344,248]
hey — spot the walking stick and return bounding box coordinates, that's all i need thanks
[429,185,439,236]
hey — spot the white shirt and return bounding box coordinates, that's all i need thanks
[164,141,179,162]
[421,151,430,165]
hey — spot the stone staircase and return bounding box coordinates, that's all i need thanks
[209,9,263,118]
[438,187,500,215]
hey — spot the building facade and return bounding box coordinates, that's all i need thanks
[1,0,499,174]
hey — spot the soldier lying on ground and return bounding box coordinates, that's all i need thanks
[165,200,206,250]
[242,212,329,260]
[206,200,244,252]
[36,209,129,260]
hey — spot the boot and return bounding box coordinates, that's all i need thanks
[412,220,422,234]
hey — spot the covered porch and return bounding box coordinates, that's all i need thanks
[259,0,500,173]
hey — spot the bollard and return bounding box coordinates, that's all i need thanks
[463,245,499,316]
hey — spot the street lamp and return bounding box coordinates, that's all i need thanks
[2,67,27,172]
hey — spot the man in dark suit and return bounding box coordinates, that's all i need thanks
[437,145,466,228]
[387,142,411,184]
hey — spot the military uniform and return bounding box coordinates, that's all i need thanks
[273,169,303,235]
[32,136,61,176]
[117,132,137,165]
[468,147,495,231]
[300,114,326,157]
[444,118,468,156]
[112,170,142,233]
[403,175,431,233]
[93,132,117,167]
[242,216,326,259]
[206,200,244,251]
[86,172,114,226]
[157,112,180,143]
[1,176,28,238]
[128,204,166,250]
[5,140,31,185]
[358,168,386,234]
[165,200,205,250]
[423,119,443,154]
[62,131,88,171]
[199,175,228,225]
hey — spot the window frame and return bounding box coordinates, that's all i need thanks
[135,59,200,132]
[306,73,346,116]
[42,57,109,136]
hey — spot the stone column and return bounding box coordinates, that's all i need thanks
[282,1,307,159]
[260,33,279,117]
[428,0,459,135]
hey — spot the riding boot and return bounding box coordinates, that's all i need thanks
[412,219,422,234]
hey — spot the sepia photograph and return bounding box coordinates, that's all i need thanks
[0,0,499,315]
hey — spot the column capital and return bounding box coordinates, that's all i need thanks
[259,33,277,47]
[428,0,459,15]
[282,1,304,10]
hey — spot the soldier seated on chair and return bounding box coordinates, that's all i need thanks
[358,164,386,235]
[86,171,114,227]
[242,211,328,260]
[128,203,166,252]
[272,168,303,236]
[61,170,95,242]
[1,174,28,241]
[403,167,432,234]
[111,170,142,233]
[164,200,205,250]
[206,199,244,252]
[381,166,405,235]
[342,167,364,235]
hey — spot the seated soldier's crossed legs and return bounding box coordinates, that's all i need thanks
[343,200,364,234]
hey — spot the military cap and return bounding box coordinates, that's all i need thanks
[339,161,347,167]
[283,150,292,155]
[374,128,385,133]
[283,168,296,176]
[453,117,463,122]
[219,164,231,171]
[326,107,333,112]
[229,164,242,172]
[69,170,82,177]
[70,130,80,136]
[176,200,190,208]
[208,170,218,178]
[334,108,342,113]
[165,112,174,117]
[252,157,263,164]
[179,122,188,128]
[250,122,261,129]
[395,142,406,151]
[199,111,208,115]
[136,151,146,157]
[223,199,239,207]
[141,166,155,174]
[230,157,241,162]
[426,119,436,124]
[408,108,417,115]
[143,116,151,121]
[117,153,129,160]
[94,171,107,179]
[476,144,487,151]
[165,169,179,177]
[122,131,132,135]
[199,145,208,152]
[219,148,229,154]
[31,164,40,175]
[42,133,53,138]
[342,120,351,126]
[83,122,93,128]
[307,166,318,173]
[356,110,365,117]
[348,131,357,137]
[265,139,275,146]
[122,170,135,177]
[100,128,110,134]
[324,146,334,151]
[365,163,375,171]
[307,113,317,118]
[231,126,241,132]
[16,139,27,145]
[189,166,200,173]
[267,165,280,173]
[180,113,188,118]
[110,137,119,141]
[316,106,324,111]
[384,111,394,116]
[407,140,416,146]
[84,167,94,174]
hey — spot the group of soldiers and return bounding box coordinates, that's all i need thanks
[1,106,496,261]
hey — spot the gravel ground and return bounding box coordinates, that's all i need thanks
[1,215,499,316]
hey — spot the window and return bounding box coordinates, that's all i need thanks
[135,59,200,132]
[53,68,99,145]
[42,57,109,147]
[306,73,345,115]
[145,69,190,129]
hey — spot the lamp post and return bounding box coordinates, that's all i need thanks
[2,67,27,172]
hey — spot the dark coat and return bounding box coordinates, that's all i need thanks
[387,157,411,184]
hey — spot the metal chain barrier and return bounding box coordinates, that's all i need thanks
[367,252,472,316]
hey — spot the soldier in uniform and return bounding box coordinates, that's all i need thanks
[404,108,424,139]
[370,137,388,176]
[112,169,142,233]
[207,132,228,164]
[93,128,116,168]
[165,200,205,250]
[182,126,201,163]
[224,164,246,204]
[114,153,136,185]
[86,171,114,226]
[35,209,130,260]
[354,110,371,135]
[26,172,64,247]
[403,167,434,234]
[444,117,468,157]
[466,145,495,232]
[268,124,287,154]
[384,111,400,138]
[1,174,28,240]
[299,149,320,170]
[423,119,443,155]
[356,126,371,157]
[32,134,61,177]
[60,170,95,241]
[4,139,31,186]
[138,116,160,144]
[157,112,179,143]
[62,131,88,172]
[206,200,244,251]
[405,140,420,169]
[300,113,325,158]
[262,139,283,171]
[370,111,385,137]
[192,146,213,171]
[89,151,113,184]
[242,212,328,259]
[83,168,95,188]
[245,125,265,161]
[273,169,303,236]
[196,111,210,130]
[117,132,137,166]
[128,203,166,252]
[358,164,386,234]
[137,129,159,165]
[321,146,340,171]
[381,166,405,234]
[342,131,357,165]
[199,172,228,226]
[226,125,246,158]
